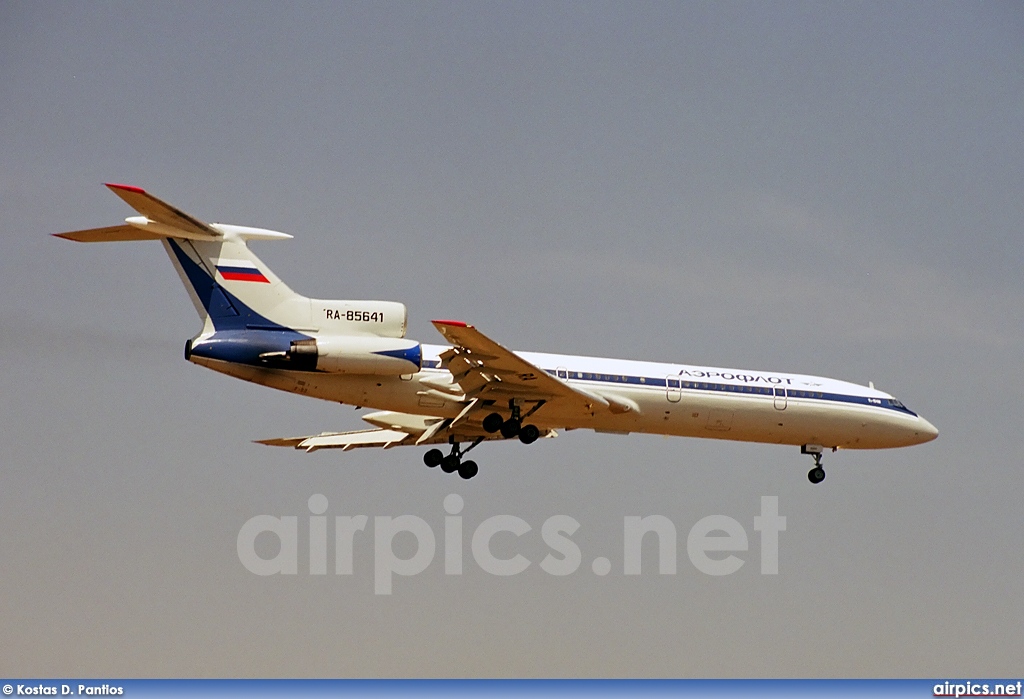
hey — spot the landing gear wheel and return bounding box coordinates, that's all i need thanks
[518,424,540,444]
[801,445,827,484]
[458,460,478,480]
[482,412,504,434]
[499,419,521,439]
[423,449,444,468]
[441,455,461,473]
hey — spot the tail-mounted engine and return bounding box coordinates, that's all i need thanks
[273,335,421,375]
[187,330,421,375]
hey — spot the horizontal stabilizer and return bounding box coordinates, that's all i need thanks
[53,184,222,242]
[104,183,218,239]
[53,225,163,243]
[55,184,294,244]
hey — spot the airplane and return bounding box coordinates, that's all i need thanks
[56,184,938,483]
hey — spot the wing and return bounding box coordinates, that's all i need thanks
[259,322,624,454]
[256,429,414,453]
[256,409,557,453]
[432,320,617,418]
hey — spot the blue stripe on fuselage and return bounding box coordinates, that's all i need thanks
[373,344,422,369]
[419,358,915,416]
[542,368,918,416]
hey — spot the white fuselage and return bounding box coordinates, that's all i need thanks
[192,343,939,451]
[58,185,937,468]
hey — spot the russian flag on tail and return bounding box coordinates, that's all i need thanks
[216,258,270,283]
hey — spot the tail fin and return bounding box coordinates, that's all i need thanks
[55,184,313,333]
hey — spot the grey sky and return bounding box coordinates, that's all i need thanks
[1,1,1022,677]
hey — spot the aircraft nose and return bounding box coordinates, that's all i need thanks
[915,417,939,443]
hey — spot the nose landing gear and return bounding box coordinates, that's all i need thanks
[802,444,835,484]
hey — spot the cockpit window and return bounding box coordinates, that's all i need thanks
[888,399,906,409]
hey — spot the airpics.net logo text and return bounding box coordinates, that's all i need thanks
[237,495,787,595]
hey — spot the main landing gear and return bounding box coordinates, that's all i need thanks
[424,401,545,480]
[423,437,482,480]
[482,400,541,445]
[802,444,835,484]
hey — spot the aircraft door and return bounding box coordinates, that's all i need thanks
[666,375,682,403]
[773,387,787,410]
